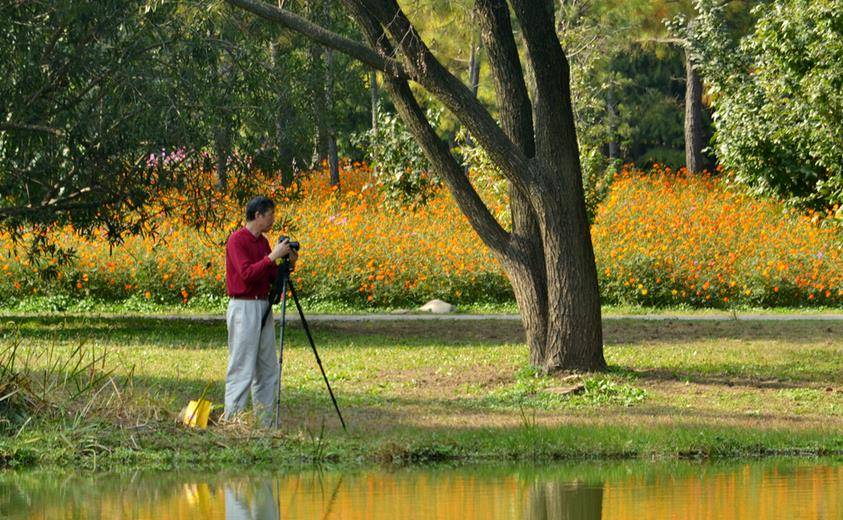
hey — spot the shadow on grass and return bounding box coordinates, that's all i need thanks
[4,315,841,349]
[627,360,843,388]
[603,319,842,346]
[3,317,841,404]
[19,365,829,441]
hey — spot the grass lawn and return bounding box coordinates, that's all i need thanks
[1,316,841,470]
[3,295,843,317]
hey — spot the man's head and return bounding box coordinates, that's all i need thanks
[245,196,275,233]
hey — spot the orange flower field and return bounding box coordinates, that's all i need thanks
[593,166,841,307]
[1,163,840,309]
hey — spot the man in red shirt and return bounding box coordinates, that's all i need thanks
[224,196,297,426]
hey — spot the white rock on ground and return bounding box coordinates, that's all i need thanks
[418,299,456,314]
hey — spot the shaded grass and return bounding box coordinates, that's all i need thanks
[0,316,841,470]
[2,295,841,317]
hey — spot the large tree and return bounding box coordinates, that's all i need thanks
[227,0,607,372]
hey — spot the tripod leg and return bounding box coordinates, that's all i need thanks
[274,276,289,429]
[288,280,347,432]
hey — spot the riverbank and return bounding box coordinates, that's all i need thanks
[1,316,840,470]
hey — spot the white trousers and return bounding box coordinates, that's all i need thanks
[224,299,278,426]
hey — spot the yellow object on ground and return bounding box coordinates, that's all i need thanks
[183,399,212,429]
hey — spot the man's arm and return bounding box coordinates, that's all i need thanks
[229,234,276,284]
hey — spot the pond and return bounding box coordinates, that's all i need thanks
[2,458,841,519]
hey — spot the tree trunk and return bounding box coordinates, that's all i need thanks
[531,168,605,371]
[477,0,603,371]
[270,39,295,187]
[307,1,328,168]
[463,29,482,174]
[510,0,605,371]
[369,69,378,131]
[369,69,378,176]
[324,0,340,186]
[501,187,549,366]
[214,45,233,190]
[214,126,231,189]
[326,47,340,186]
[606,87,619,160]
[684,48,705,173]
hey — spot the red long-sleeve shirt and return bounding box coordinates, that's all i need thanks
[225,227,278,298]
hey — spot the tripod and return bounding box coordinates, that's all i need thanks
[261,258,347,431]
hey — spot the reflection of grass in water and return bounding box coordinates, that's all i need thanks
[2,459,841,519]
[1,316,842,470]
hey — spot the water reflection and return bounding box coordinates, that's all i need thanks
[528,481,602,520]
[224,480,279,520]
[2,459,841,519]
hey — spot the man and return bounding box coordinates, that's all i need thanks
[224,196,297,426]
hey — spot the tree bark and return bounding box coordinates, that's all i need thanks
[306,0,340,185]
[326,45,340,186]
[462,28,482,174]
[214,53,233,190]
[509,0,605,371]
[369,69,378,131]
[606,87,619,160]
[270,39,295,187]
[475,0,548,365]
[308,31,327,167]
[324,0,340,186]
[214,126,231,189]
[684,48,705,173]
[228,0,607,373]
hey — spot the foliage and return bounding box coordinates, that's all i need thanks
[352,106,442,209]
[0,0,374,254]
[1,163,839,309]
[680,0,843,210]
[555,0,714,218]
[0,0,203,244]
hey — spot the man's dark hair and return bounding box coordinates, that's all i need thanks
[245,196,275,221]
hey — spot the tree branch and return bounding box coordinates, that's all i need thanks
[359,0,534,196]
[638,37,687,48]
[508,0,567,114]
[342,0,510,254]
[226,0,535,196]
[0,122,64,136]
[0,201,101,220]
[224,0,408,78]
[474,0,543,270]
[474,0,534,157]
[508,0,580,170]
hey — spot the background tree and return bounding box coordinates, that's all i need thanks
[0,0,208,248]
[0,0,373,251]
[553,0,714,216]
[681,0,843,210]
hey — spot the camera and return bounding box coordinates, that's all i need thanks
[278,236,300,252]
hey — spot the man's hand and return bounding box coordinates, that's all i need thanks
[268,239,292,262]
